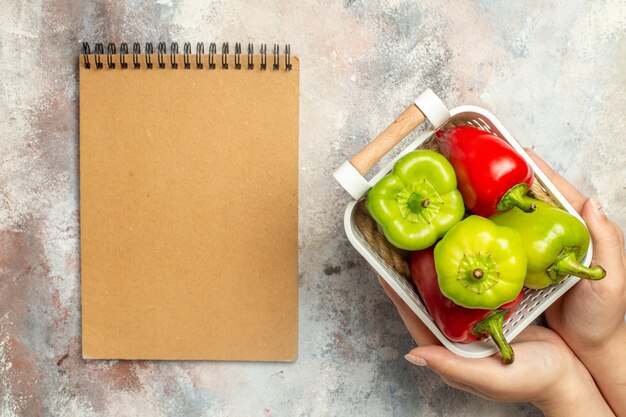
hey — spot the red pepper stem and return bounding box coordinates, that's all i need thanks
[496,183,537,213]
[472,309,515,365]
[547,247,607,282]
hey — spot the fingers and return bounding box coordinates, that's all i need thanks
[525,149,587,213]
[440,376,492,401]
[544,297,565,329]
[405,345,509,395]
[508,324,549,343]
[580,197,626,280]
[404,326,571,404]
[378,276,440,346]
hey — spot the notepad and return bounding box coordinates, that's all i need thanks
[79,42,299,361]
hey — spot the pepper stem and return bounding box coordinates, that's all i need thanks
[496,183,537,213]
[472,309,515,365]
[547,247,606,282]
[457,253,499,294]
[397,179,444,224]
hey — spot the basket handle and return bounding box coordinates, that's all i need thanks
[350,104,426,176]
[334,89,450,200]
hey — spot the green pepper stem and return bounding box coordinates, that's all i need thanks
[472,309,515,365]
[457,253,499,295]
[472,268,484,279]
[496,183,537,213]
[547,247,606,282]
[398,180,444,224]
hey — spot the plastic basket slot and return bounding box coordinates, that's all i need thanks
[506,319,523,329]
[541,287,557,298]
[459,117,502,139]
[526,290,542,303]
[460,118,490,133]
[507,316,523,329]
[505,309,526,331]
[525,299,543,314]
[502,311,522,335]
[465,119,481,129]
[476,117,496,133]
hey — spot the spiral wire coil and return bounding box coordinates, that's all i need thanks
[82,42,293,71]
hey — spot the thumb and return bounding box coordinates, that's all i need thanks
[405,345,508,391]
[580,197,625,269]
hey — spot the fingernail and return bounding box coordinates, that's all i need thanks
[589,196,605,218]
[404,354,427,366]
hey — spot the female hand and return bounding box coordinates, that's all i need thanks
[526,150,626,415]
[379,277,614,416]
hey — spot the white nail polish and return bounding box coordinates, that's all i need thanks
[589,196,605,218]
[405,354,427,366]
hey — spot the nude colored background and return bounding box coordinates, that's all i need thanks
[1,0,624,415]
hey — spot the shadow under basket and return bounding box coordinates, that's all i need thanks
[337,92,594,358]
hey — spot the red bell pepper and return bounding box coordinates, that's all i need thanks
[435,126,536,217]
[410,247,524,364]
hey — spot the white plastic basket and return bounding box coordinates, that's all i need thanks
[334,89,594,358]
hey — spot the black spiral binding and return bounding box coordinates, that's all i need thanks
[170,42,179,68]
[145,42,153,69]
[196,42,204,69]
[107,43,116,68]
[94,43,104,69]
[247,43,254,69]
[208,42,216,69]
[132,43,141,69]
[285,44,292,71]
[157,42,166,69]
[82,42,91,68]
[120,43,128,69]
[272,44,279,70]
[260,44,267,70]
[234,42,242,70]
[81,42,293,71]
[221,42,229,69]
[184,42,191,69]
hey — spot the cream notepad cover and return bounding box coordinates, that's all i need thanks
[79,44,299,361]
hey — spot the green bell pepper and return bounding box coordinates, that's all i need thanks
[434,216,526,309]
[491,199,606,289]
[366,150,465,251]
